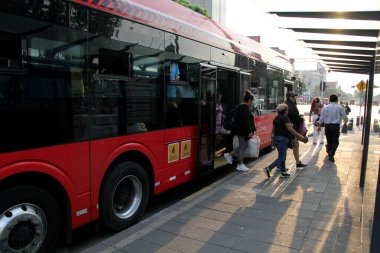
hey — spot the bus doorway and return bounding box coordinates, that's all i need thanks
[198,64,217,175]
[213,68,240,169]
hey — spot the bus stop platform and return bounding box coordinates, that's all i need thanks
[82,126,378,253]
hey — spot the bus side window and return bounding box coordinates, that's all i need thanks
[165,61,199,128]
[0,32,22,70]
[99,49,132,77]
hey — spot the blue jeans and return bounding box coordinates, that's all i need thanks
[268,136,288,172]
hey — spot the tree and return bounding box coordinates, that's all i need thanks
[323,86,352,101]
[173,0,210,17]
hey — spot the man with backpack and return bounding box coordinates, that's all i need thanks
[223,90,256,171]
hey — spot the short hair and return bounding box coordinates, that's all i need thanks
[329,94,338,103]
[276,103,288,114]
[243,90,254,102]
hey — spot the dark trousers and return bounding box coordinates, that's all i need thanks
[325,124,340,157]
[269,136,288,172]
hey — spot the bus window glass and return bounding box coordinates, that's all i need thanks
[99,49,132,77]
[165,33,209,61]
[165,57,200,128]
[89,15,164,138]
[0,32,22,70]
[30,37,83,69]
[267,67,284,110]
[0,22,89,153]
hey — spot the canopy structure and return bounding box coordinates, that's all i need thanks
[269,11,380,74]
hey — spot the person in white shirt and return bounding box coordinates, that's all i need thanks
[317,94,348,163]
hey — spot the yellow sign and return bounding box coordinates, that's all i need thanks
[181,140,191,159]
[168,143,179,163]
[356,80,366,92]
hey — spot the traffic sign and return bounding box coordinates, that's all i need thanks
[356,80,366,92]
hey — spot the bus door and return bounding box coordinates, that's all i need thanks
[240,72,251,95]
[213,68,240,169]
[197,63,217,175]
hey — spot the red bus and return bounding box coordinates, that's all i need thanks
[0,0,293,252]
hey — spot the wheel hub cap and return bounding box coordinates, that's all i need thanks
[0,204,47,253]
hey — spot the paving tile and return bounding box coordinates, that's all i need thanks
[293,202,319,212]
[232,237,271,253]
[274,233,304,249]
[186,207,234,222]
[289,208,316,219]
[299,237,334,253]
[218,222,252,237]
[193,243,230,253]
[277,223,308,237]
[141,230,177,247]
[158,220,213,242]
[163,236,206,253]
[309,219,339,232]
[305,228,336,243]
[120,239,172,253]
[81,242,121,253]
[282,215,312,228]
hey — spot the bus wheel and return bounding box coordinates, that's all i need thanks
[0,185,60,253]
[100,161,150,232]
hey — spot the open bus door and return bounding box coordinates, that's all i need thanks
[197,63,217,175]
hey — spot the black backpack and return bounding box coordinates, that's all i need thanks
[223,105,239,130]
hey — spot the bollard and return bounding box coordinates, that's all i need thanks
[356,116,360,126]
[375,119,380,132]
[348,118,354,130]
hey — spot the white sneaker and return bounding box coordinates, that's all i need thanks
[224,153,233,164]
[236,164,249,171]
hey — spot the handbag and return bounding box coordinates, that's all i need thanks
[220,125,231,135]
[287,138,294,149]
[233,135,261,158]
[342,123,348,133]
[298,119,307,137]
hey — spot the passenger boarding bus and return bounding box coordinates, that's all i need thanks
[0,0,294,252]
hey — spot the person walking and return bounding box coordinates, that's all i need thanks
[285,91,308,168]
[224,90,255,171]
[317,94,348,163]
[215,93,224,149]
[309,97,324,144]
[344,102,351,116]
[264,104,308,179]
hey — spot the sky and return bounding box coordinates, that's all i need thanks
[225,0,380,95]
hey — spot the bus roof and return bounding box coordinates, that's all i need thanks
[70,0,293,72]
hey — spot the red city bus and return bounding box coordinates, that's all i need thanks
[0,0,294,252]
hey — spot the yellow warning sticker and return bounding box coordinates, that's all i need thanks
[181,140,191,159]
[168,142,179,163]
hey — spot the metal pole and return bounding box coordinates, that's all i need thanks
[370,159,380,253]
[359,56,374,188]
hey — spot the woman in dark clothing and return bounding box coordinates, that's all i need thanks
[264,104,308,178]
[223,90,255,172]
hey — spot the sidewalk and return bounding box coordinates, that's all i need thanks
[83,127,378,253]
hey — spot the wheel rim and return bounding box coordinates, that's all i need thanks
[112,175,143,219]
[0,204,47,253]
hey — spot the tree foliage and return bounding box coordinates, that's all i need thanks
[172,0,210,17]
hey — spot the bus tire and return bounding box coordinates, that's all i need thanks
[100,161,150,232]
[0,185,61,253]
